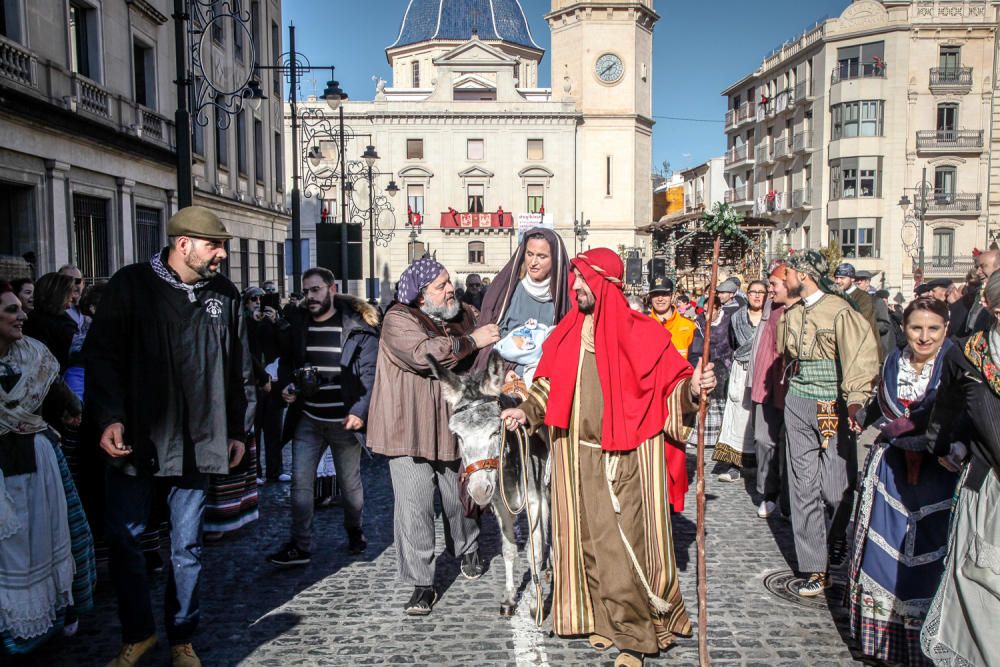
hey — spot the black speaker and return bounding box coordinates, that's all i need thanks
[647,257,667,281]
[625,255,643,285]
[316,224,362,280]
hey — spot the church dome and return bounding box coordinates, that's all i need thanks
[389,0,541,51]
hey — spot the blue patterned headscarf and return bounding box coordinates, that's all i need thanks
[396,257,446,305]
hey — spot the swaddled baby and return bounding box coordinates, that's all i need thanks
[494,319,551,387]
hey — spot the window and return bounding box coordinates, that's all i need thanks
[939,46,961,76]
[236,110,248,176]
[408,240,426,263]
[72,193,110,280]
[836,41,885,80]
[134,205,162,262]
[274,131,283,191]
[830,218,880,258]
[257,240,266,283]
[406,138,423,160]
[831,157,881,199]
[411,61,420,88]
[606,156,612,196]
[276,241,285,294]
[321,197,337,223]
[527,139,544,161]
[832,101,884,139]
[211,0,224,43]
[271,22,281,95]
[1,0,23,42]
[233,13,243,60]
[407,184,424,221]
[69,1,98,80]
[527,185,544,213]
[215,98,228,168]
[239,238,249,289]
[932,229,954,266]
[467,184,484,213]
[468,241,485,264]
[467,139,484,161]
[937,103,958,133]
[934,166,956,202]
[250,1,260,47]
[133,39,155,107]
[253,118,264,183]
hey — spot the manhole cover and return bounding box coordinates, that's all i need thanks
[762,569,847,610]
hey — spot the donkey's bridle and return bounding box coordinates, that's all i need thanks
[453,398,503,477]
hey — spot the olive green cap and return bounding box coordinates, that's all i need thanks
[166,206,233,241]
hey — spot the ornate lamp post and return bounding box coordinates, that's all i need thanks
[899,167,931,281]
[359,145,399,303]
[573,213,590,254]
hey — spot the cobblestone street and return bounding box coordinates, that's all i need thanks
[31,449,864,666]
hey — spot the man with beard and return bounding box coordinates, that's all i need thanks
[266,267,379,566]
[777,251,880,597]
[368,258,500,615]
[85,206,254,667]
[501,249,716,667]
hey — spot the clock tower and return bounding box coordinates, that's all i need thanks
[546,0,659,250]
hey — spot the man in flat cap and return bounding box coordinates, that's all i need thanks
[855,270,896,358]
[919,277,954,302]
[778,251,880,597]
[86,206,254,667]
[367,257,500,615]
[833,263,882,361]
[647,276,697,362]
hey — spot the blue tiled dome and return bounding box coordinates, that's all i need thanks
[389,0,541,51]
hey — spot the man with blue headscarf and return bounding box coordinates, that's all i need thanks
[368,258,500,615]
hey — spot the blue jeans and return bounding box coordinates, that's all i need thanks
[290,416,364,551]
[104,467,207,644]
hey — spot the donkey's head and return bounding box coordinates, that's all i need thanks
[427,352,505,507]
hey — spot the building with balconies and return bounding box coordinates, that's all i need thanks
[0,0,289,290]
[721,0,1000,294]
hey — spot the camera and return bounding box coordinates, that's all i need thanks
[292,366,323,399]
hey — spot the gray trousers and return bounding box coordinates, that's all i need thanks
[783,394,857,574]
[754,401,790,515]
[388,456,480,587]
[290,416,364,552]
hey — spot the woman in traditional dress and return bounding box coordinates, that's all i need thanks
[0,282,95,655]
[848,297,958,667]
[714,280,767,482]
[919,271,1000,667]
[473,227,571,387]
[688,293,733,451]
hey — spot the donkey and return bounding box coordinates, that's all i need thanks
[427,352,550,621]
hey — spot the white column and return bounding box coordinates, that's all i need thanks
[117,177,136,268]
[43,160,71,273]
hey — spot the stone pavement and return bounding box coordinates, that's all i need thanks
[30,448,865,666]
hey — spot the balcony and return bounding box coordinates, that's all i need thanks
[831,62,887,85]
[759,192,790,216]
[725,102,756,130]
[924,192,981,216]
[440,211,514,230]
[792,80,812,104]
[916,129,984,153]
[792,188,812,209]
[792,130,814,153]
[924,258,975,278]
[723,184,753,206]
[772,137,791,160]
[724,143,754,168]
[755,143,772,165]
[684,193,704,211]
[0,35,35,88]
[929,66,972,94]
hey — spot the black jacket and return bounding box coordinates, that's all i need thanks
[84,259,255,477]
[24,310,77,371]
[277,295,380,444]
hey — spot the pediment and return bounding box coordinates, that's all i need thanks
[518,166,554,178]
[399,165,434,178]
[453,73,497,90]
[459,166,494,179]
[434,38,516,67]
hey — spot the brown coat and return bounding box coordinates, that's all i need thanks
[367,303,479,461]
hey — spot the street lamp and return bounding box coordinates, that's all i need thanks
[358,146,400,303]
[898,166,931,278]
[573,213,590,254]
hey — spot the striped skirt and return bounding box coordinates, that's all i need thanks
[203,438,259,534]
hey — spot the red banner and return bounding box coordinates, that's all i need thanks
[439,211,514,229]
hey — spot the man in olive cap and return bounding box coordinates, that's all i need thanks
[86,205,255,667]
[777,250,880,597]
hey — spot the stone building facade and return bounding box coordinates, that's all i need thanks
[287,0,659,299]
[0,0,289,290]
[721,0,1000,294]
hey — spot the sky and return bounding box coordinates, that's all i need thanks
[283,0,848,175]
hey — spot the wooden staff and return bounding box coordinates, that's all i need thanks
[695,236,721,667]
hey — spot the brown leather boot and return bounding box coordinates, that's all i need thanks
[105,634,157,667]
[170,643,202,667]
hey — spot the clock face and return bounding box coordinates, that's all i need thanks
[595,53,624,83]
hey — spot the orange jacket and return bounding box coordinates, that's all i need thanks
[649,309,696,359]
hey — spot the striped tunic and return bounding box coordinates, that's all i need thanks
[302,313,348,424]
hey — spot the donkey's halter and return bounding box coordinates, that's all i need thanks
[455,397,502,477]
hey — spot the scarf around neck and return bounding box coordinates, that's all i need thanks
[151,249,209,303]
[877,340,950,439]
[0,337,59,437]
[521,276,552,302]
[731,305,758,364]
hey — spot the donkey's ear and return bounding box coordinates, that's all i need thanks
[426,354,464,406]
[480,351,505,397]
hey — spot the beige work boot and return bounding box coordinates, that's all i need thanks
[171,643,202,667]
[106,634,157,667]
[615,650,645,667]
